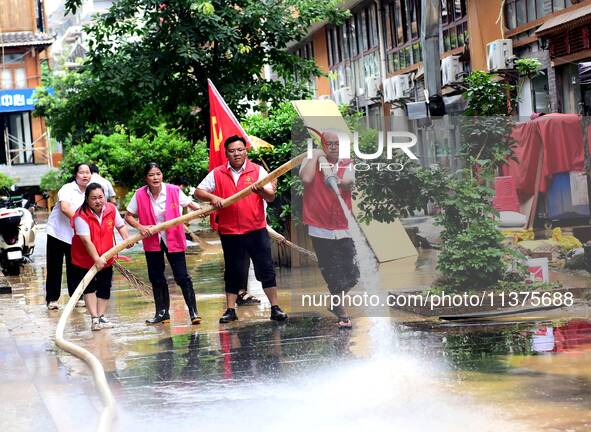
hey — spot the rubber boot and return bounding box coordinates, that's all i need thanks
[179,281,200,325]
[146,284,170,325]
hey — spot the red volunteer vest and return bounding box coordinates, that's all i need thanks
[71,203,117,269]
[213,160,267,235]
[303,160,353,230]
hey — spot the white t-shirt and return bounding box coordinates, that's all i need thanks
[46,181,86,244]
[90,173,116,200]
[126,183,192,247]
[74,207,125,236]
[197,161,274,193]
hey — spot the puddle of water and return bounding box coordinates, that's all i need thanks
[5,225,591,431]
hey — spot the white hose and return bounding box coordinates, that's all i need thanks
[55,265,116,432]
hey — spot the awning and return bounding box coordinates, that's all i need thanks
[0,32,54,48]
[536,5,591,36]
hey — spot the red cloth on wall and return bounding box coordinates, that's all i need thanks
[501,114,587,199]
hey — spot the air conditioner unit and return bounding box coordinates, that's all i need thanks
[340,86,353,105]
[441,55,462,86]
[392,74,411,100]
[383,78,395,102]
[365,76,379,99]
[486,39,513,72]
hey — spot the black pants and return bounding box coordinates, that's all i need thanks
[45,234,76,304]
[311,236,360,295]
[70,264,113,299]
[219,228,276,294]
[144,241,197,313]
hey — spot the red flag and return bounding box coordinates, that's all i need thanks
[208,79,251,171]
[207,80,251,229]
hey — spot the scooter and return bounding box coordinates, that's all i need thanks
[0,191,36,276]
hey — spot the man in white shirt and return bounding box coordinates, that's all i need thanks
[90,164,116,204]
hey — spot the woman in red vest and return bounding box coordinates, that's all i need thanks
[300,131,359,329]
[71,183,130,331]
[125,162,202,325]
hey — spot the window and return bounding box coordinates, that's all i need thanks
[506,1,516,29]
[327,29,334,66]
[349,19,358,56]
[536,0,544,20]
[441,0,449,25]
[532,71,550,113]
[1,70,12,89]
[527,0,536,22]
[0,53,27,89]
[504,0,553,29]
[341,24,349,60]
[14,69,26,88]
[368,4,379,48]
[553,0,565,12]
[395,0,406,45]
[516,0,527,26]
[359,10,369,52]
[453,0,462,21]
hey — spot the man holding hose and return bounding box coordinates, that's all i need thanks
[299,131,359,329]
[195,135,288,323]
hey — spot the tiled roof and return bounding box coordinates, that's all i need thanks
[0,31,54,48]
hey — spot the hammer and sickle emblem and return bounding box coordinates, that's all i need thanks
[212,116,223,152]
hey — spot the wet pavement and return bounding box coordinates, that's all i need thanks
[1,217,591,431]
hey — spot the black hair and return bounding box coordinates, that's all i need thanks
[72,163,91,183]
[89,163,99,174]
[224,135,246,149]
[173,175,189,187]
[81,182,105,212]
[144,162,162,177]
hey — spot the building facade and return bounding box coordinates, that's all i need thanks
[288,0,591,168]
[290,0,591,117]
[0,0,55,186]
[504,0,591,116]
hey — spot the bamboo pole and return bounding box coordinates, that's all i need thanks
[55,152,307,432]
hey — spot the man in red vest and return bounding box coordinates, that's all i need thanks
[195,135,288,323]
[299,131,360,329]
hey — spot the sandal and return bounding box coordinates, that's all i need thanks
[336,317,352,329]
[236,291,261,306]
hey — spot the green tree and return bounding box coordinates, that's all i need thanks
[43,0,347,143]
[57,126,209,192]
[242,102,299,233]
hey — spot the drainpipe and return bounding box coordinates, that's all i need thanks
[421,0,442,99]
